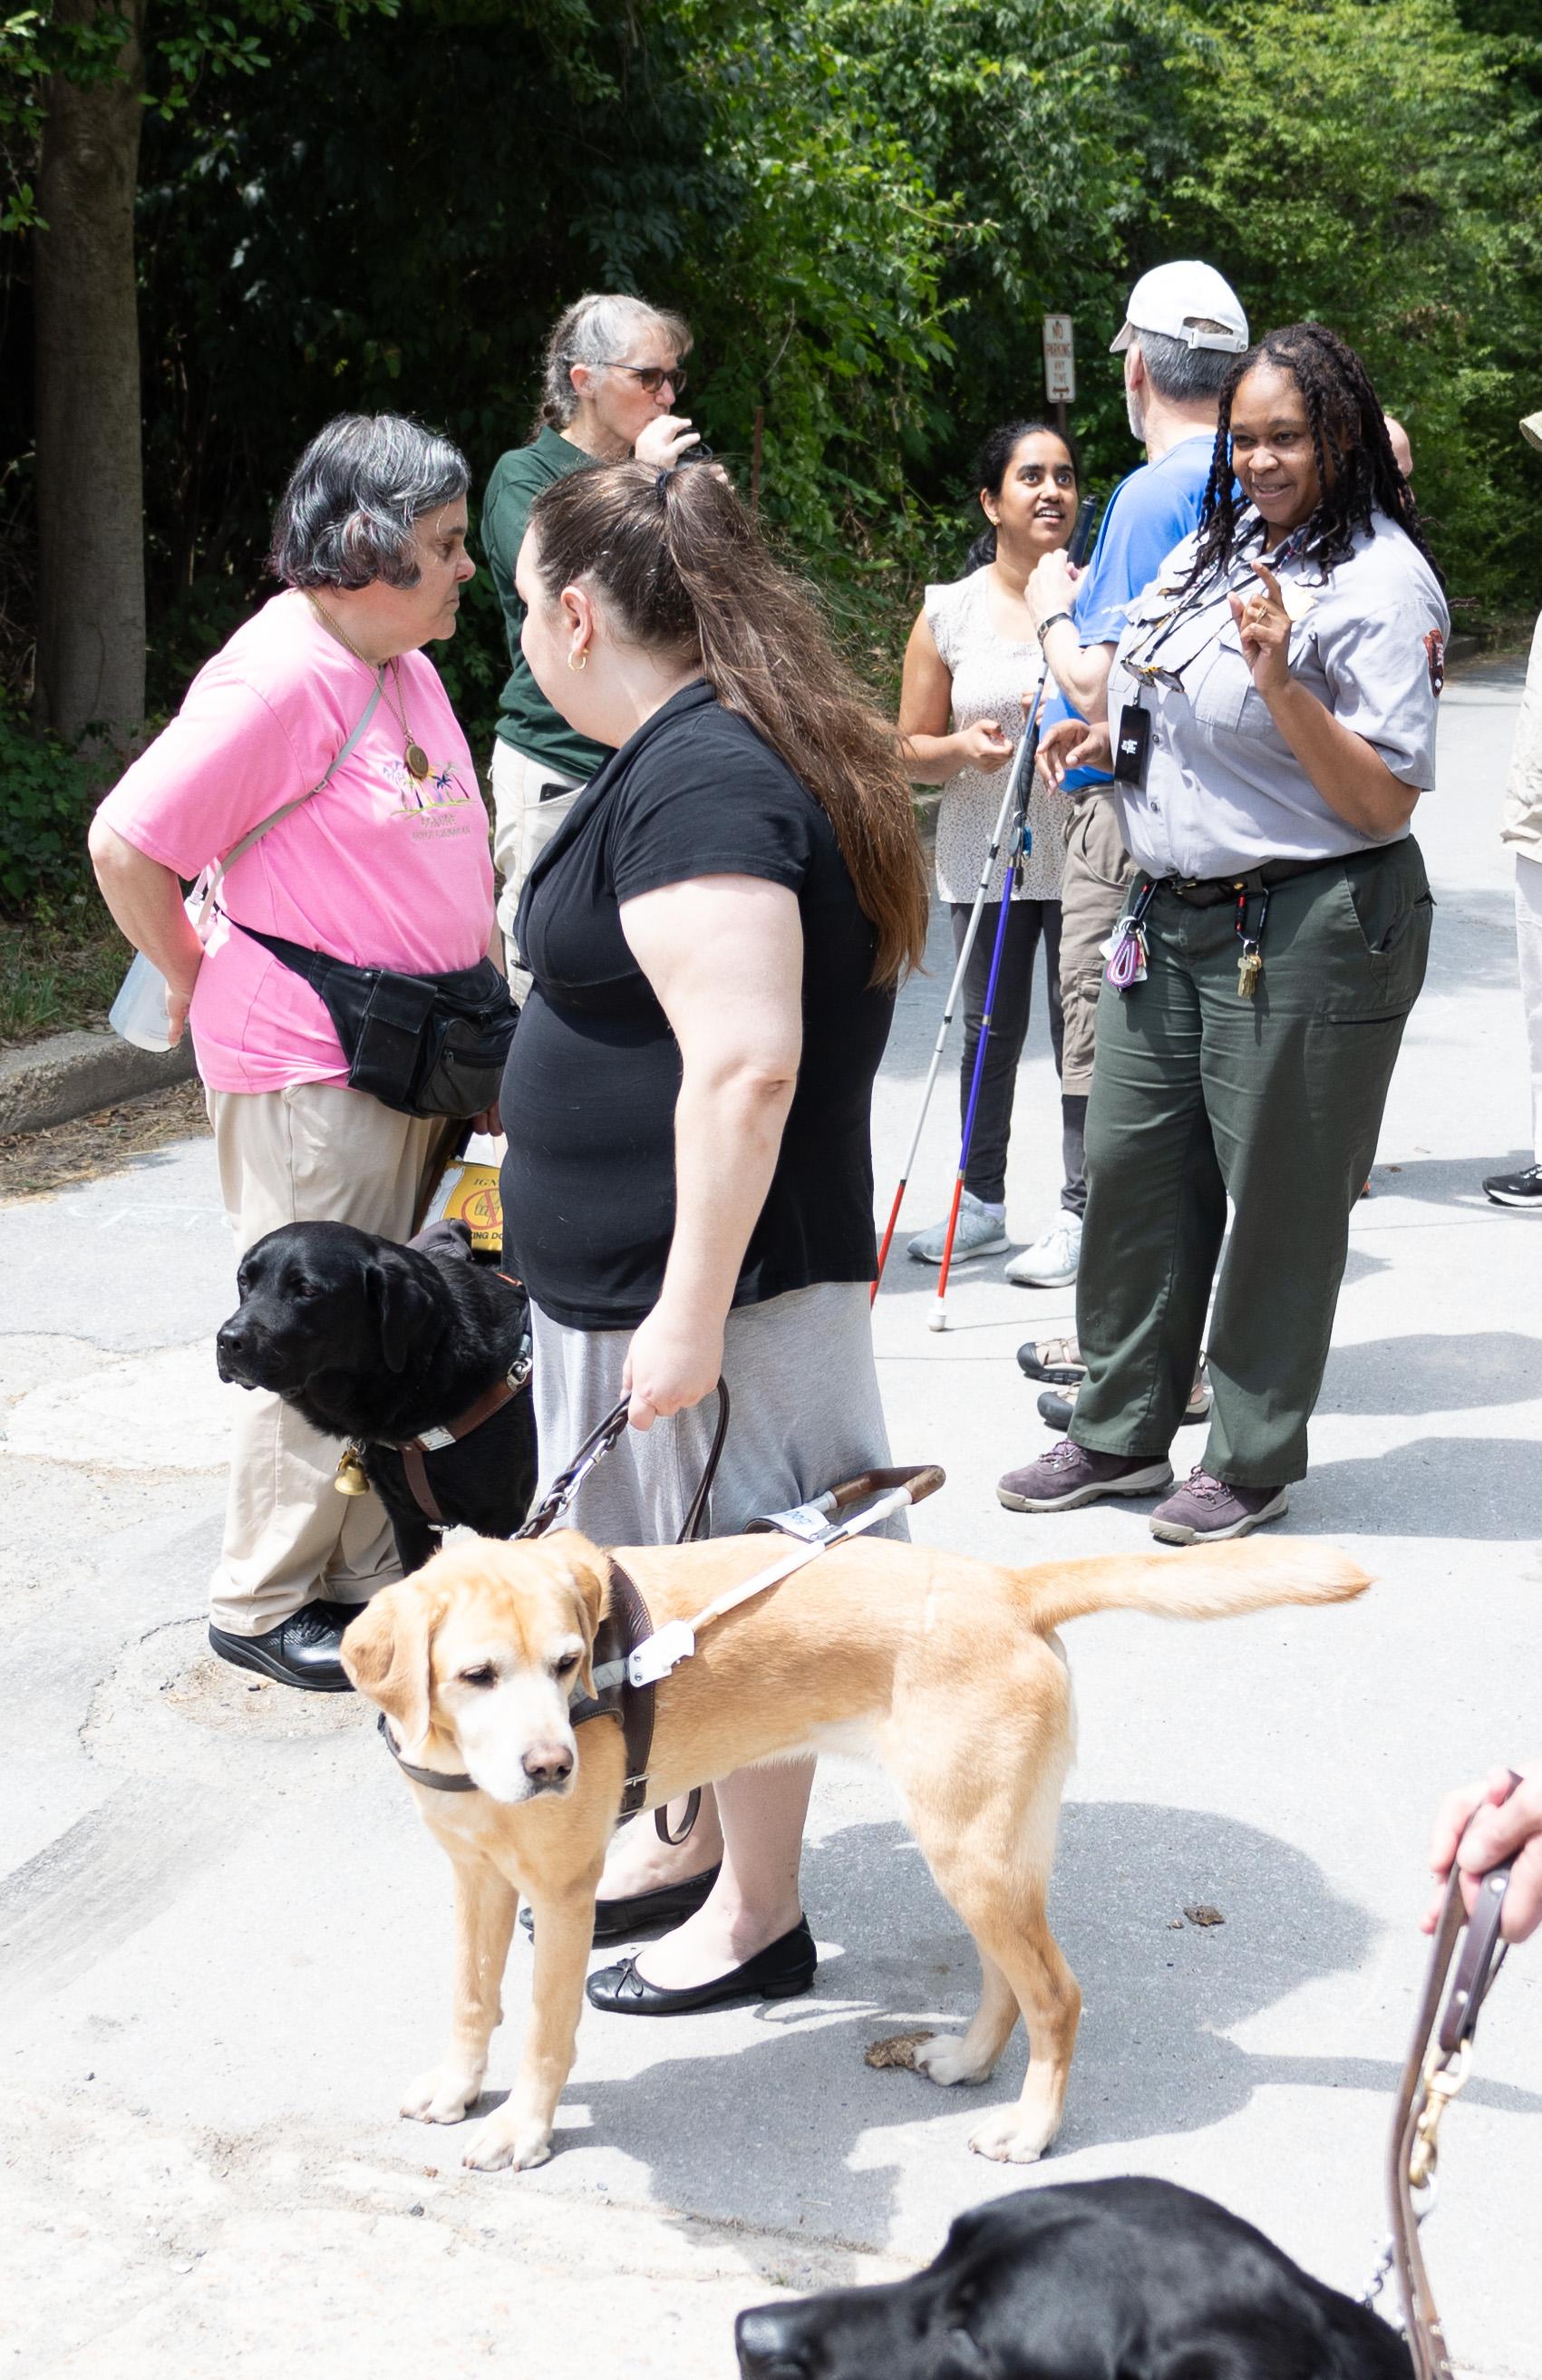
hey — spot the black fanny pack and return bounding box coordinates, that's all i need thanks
[234,922,518,1119]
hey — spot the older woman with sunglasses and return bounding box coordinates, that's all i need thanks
[482,293,704,987]
[998,323,1447,1543]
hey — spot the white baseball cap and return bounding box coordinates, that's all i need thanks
[1110,261,1249,356]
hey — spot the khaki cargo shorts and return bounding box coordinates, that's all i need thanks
[1059,790,1136,1096]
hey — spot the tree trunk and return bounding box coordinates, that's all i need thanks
[33,0,147,742]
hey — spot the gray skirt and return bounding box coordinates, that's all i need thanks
[529,1281,906,1544]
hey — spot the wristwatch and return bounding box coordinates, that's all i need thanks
[1036,610,1076,646]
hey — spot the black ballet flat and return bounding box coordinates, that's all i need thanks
[519,1863,723,1945]
[586,1915,817,2016]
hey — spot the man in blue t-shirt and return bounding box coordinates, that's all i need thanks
[1004,261,1249,1301]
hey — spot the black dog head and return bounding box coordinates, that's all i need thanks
[735,2179,1412,2380]
[217,1221,447,1397]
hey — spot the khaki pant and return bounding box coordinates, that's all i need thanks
[1058,790,1136,1096]
[208,1081,444,1636]
[490,740,584,997]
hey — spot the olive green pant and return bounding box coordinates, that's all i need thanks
[1071,839,1432,1485]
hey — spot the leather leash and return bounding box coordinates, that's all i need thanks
[1373,1772,1520,2378]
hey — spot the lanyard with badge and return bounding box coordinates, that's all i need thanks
[1103,524,1318,993]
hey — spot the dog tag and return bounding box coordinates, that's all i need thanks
[627,1620,696,1687]
[415,1423,457,1452]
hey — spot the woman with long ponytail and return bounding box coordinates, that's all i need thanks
[497,458,926,2009]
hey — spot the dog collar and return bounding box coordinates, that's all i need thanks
[377,1709,478,1792]
[397,1345,532,1458]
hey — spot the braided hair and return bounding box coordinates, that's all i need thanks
[1185,322,1443,591]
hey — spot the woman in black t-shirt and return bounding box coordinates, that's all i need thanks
[499,459,927,2013]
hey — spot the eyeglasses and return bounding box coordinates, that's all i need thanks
[597,361,687,395]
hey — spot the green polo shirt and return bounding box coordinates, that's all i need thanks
[481,426,614,780]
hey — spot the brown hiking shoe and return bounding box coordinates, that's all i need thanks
[1149,1468,1289,1545]
[997,1440,1174,1513]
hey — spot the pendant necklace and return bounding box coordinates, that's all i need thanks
[306,594,431,781]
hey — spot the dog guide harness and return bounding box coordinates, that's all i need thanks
[376,1379,943,1842]
[335,1277,532,1521]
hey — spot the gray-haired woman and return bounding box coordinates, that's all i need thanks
[482,292,703,986]
[90,413,499,1692]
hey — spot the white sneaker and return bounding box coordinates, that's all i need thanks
[1005,1213,1082,1287]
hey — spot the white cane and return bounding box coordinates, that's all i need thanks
[870,675,1045,1302]
[871,492,1098,1304]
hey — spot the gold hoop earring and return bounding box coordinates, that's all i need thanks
[567,647,587,674]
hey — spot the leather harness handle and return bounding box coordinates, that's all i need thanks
[826,1462,946,1511]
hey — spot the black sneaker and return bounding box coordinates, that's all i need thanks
[208,1598,363,1693]
[1482,1164,1542,1209]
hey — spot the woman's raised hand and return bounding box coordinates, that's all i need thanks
[634,415,703,469]
[1229,561,1293,696]
[1036,715,1111,789]
[957,718,1015,774]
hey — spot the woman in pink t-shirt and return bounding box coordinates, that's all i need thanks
[91,413,498,1691]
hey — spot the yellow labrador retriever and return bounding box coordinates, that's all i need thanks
[341,1529,1368,2174]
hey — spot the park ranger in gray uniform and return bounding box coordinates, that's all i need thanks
[999,321,1449,1544]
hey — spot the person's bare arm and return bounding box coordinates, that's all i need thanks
[617,874,802,1428]
[1233,563,1421,838]
[1425,1762,1542,1944]
[897,611,1013,784]
[1024,549,1115,721]
[87,818,203,1045]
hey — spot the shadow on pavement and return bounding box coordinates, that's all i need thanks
[1316,1331,1542,1415]
[1297,1437,1542,1539]
[489,1806,1540,2240]
[1363,1152,1519,1206]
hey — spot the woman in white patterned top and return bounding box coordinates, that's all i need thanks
[898,420,1088,1276]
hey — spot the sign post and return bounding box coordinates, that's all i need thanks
[1043,313,1075,435]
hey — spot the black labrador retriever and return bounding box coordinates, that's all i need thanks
[735,2178,1411,2380]
[216,1218,538,1574]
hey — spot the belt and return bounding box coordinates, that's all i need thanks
[1157,851,1345,908]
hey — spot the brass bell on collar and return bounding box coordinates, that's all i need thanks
[335,1445,370,1497]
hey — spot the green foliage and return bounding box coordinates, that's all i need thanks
[5,0,1542,798]
[0,693,95,907]
[1165,0,1542,612]
[0,882,129,1044]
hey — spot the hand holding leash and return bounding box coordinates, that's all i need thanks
[1380,1769,1524,2380]
[1426,1760,1541,1942]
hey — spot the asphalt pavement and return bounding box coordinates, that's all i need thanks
[2,657,1538,2376]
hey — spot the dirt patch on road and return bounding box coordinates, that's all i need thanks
[161,1651,370,1738]
[0,1079,210,1202]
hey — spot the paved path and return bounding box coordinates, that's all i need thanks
[2,661,1538,2377]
